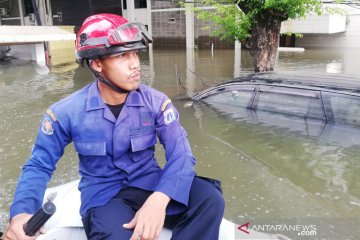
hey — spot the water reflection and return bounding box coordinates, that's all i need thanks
[198,100,360,148]
[186,47,196,97]
[326,61,343,73]
[233,41,242,78]
[0,48,360,239]
[277,48,360,75]
[151,48,360,99]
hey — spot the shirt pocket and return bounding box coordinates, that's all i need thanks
[74,140,107,156]
[74,140,108,176]
[130,133,156,162]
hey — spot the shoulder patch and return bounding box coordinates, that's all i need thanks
[41,117,54,135]
[161,99,172,112]
[164,108,176,125]
[46,109,57,122]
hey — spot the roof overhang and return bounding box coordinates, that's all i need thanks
[0,26,76,45]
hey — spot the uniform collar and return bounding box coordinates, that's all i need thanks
[126,86,145,107]
[86,80,144,111]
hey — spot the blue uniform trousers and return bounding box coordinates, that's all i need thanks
[82,177,225,240]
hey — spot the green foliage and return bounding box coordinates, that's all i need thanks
[262,0,323,18]
[196,2,251,41]
[180,0,251,41]
[180,0,343,42]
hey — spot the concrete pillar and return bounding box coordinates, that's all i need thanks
[234,40,241,78]
[38,0,53,26]
[185,2,194,49]
[147,44,155,86]
[126,0,135,21]
[185,1,196,96]
[146,0,152,35]
[34,43,46,64]
[17,0,24,25]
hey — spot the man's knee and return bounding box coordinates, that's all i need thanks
[83,199,134,240]
[191,177,225,218]
[205,185,225,217]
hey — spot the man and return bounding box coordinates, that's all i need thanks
[5,14,224,240]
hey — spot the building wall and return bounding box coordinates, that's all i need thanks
[281,15,347,34]
[152,10,186,48]
[295,15,360,48]
[123,9,148,25]
[151,1,233,49]
[152,0,179,10]
[151,0,185,48]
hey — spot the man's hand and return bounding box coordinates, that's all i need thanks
[123,192,170,240]
[4,213,45,240]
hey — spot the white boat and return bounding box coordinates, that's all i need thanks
[37,180,291,240]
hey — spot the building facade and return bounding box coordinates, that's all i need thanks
[150,0,233,48]
[0,0,359,49]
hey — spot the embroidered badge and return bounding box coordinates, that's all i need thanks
[164,108,176,125]
[140,112,153,127]
[41,117,54,135]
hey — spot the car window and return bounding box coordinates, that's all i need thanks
[328,93,360,127]
[256,86,325,120]
[204,89,254,108]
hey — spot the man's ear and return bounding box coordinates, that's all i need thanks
[91,59,102,72]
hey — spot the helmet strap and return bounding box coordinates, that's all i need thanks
[87,60,129,94]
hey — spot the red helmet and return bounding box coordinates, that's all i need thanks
[76,13,152,62]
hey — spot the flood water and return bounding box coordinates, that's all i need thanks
[0,47,360,239]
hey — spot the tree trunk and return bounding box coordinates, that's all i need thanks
[249,20,281,72]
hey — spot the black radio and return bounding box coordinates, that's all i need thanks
[23,193,57,236]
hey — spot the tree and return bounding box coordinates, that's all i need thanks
[188,0,340,72]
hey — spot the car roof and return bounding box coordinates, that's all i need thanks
[193,72,360,100]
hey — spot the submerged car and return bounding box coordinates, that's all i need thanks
[192,72,360,146]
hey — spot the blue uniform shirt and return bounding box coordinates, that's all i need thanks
[10,81,196,218]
